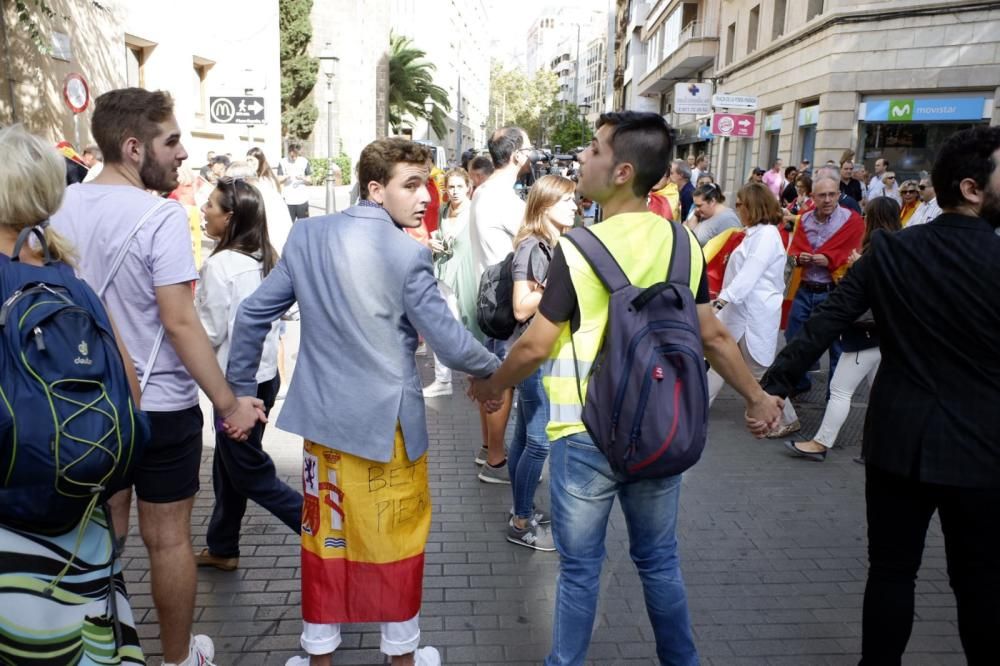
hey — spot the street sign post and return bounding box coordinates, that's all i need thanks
[62,73,90,149]
[209,96,266,124]
[711,94,758,110]
[674,81,713,115]
[711,112,756,138]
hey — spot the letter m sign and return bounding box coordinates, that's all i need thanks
[889,99,914,122]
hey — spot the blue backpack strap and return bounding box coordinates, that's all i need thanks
[563,227,631,293]
[666,221,692,286]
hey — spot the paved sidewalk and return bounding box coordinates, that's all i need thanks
[127,347,963,665]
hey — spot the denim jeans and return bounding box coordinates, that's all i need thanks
[545,432,698,666]
[207,375,303,557]
[785,288,842,396]
[508,369,550,520]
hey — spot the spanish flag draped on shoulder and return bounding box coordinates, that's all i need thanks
[703,227,745,300]
[781,208,865,328]
[648,181,679,221]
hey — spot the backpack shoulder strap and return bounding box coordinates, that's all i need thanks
[97,198,170,299]
[96,197,170,396]
[666,221,693,287]
[563,227,631,292]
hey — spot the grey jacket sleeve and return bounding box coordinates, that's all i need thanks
[226,255,296,396]
[402,246,500,377]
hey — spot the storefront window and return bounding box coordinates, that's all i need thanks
[799,126,816,167]
[859,122,980,182]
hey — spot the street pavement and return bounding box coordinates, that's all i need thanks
[126,326,964,665]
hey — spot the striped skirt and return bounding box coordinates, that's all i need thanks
[0,508,144,665]
[301,428,431,624]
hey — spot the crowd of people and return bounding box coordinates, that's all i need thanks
[0,82,998,666]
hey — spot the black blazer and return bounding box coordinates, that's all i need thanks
[762,214,1000,488]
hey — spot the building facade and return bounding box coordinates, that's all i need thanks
[632,0,1000,190]
[2,0,283,169]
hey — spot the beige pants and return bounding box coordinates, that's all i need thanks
[707,337,798,425]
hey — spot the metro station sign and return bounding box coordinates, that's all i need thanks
[711,112,756,138]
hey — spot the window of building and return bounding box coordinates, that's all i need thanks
[772,0,787,39]
[807,0,824,21]
[748,6,760,53]
[126,44,145,88]
[725,22,736,65]
[192,58,214,120]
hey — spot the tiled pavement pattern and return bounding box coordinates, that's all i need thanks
[126,340,963,665]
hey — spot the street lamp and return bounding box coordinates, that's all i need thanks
[577,103,591,148]
[424,101,435,142]
[319,44,339,214]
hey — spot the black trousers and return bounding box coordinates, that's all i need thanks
[861,464,1000,665]
[287,202,309,222]
[206,376,303,557]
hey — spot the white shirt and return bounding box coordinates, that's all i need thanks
[195,249,281,384]
[278,156,311,205]
[868,175,900,204]
[907,197,942,226]
[468,177,525,278]
[255,178,293,256]
[717,224,787,367]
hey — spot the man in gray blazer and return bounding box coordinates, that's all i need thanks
[227,138,499,666]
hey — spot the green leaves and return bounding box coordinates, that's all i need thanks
[388,33,452,139]
[488,62,560,143]
[13,0,57,55]
[279,0,318,140]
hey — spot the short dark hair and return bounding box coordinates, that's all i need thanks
[932,126,1000,210]
[91,88,175,163]
[356,138,432,200]
[784,166,797,178]
[596,111,674,198]
[795,174,813,194]
[693,182,725,204]
[487,127,527,169]
[211,155,231,167]
[469,155,495,175]
[862,196,902,250]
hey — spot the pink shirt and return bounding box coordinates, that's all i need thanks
[762,169,783,198]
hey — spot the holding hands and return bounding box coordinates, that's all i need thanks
[219,396,268,441]
[744,392,785,438]
[468,376,505,413]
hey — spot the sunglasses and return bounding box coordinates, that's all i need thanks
[902,190,917,194]
[885,176,896,180]
[918,185,927,190]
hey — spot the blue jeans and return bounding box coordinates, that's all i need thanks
[546,433,698,666]
[508,369,550,520]
[785,288,842,396]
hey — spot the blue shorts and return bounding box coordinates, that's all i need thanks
[484,336,508,361]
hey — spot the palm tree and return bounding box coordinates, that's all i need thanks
[388,33,452,140]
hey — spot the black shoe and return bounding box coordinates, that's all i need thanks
[784,440,826,462]
[853,455,865,465]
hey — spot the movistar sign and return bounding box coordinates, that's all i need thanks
[864,97,988,122]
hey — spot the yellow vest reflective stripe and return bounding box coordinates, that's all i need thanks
[543,213,705,442]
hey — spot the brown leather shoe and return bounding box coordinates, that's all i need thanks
[195,548,238,571]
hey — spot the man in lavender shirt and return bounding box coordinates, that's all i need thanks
[51,87,264,666]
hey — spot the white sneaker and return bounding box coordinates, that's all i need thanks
[415,646,441,666]
[284,657,309,666]
[164,634,215,666]
[422,380,453,398]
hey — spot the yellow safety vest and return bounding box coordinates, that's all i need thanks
[543,212,705,442]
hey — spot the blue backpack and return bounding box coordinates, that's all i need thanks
[0,225,149,534]
[564,222,709,481]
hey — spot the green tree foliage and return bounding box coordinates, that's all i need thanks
[11,0,56,54]
[487,62,559,144]
[546,100,593,151]
[388,33,451,139]
[279,0,318,141]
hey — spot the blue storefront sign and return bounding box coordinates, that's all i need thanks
[864,97,987,122]
[698,125,713,140]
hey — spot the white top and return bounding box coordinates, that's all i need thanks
[195,249,281,383]
[468,178,525,278]
[255,178,293,256]
[907,198,942,226]
[50,184,200,411]
[717,223,787,367]
[868,175,900,204]
[278,156,311,205]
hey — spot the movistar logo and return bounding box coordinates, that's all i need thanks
[888,99,914,121]
[891,104,910,117]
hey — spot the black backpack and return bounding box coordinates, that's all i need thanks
[476,253,517,340]
[564,223,709,481]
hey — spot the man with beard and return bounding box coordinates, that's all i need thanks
[51,88,264,666]
[760,125,1000,663]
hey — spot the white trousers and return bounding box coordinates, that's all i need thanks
[431,280,461,384]
[813,347,880,449]
[708,337,798,425]
[300,613,421,656]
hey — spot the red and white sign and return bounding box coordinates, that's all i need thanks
[62,73,90,114]
[711,112,756,138]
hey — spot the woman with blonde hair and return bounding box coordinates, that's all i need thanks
[707,182,799,436]
[503,174,577,551]
[898,179,921,225]
[0,125,146,664]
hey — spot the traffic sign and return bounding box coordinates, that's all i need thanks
[698,125,713,140]
[62,73,90,114]
[712,94,758,110]
[674,81,713,115]
[209,96,266,124]
[711,112,756,138]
